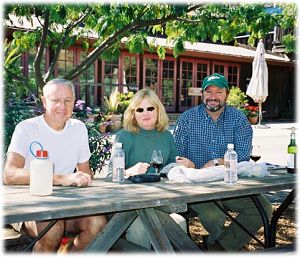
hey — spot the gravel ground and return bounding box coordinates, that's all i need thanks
[188,189,296,252]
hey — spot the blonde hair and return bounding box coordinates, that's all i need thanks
[123,88,169,133]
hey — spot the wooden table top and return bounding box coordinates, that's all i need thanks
[4,169,295,224]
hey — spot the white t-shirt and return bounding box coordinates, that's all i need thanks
[7,115,91,175]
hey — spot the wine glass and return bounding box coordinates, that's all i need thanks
[250,145,261,164]
[150,150,164,173]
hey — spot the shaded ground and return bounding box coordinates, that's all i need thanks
[188,190,296,251]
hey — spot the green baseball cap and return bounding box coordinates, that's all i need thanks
[202,73,229,90]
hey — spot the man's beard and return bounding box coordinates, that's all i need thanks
[204,99,226,112]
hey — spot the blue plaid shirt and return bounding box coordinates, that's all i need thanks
[173,104,253,168]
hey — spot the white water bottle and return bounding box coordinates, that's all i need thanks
[30,149,54,196]
[224,143,238,185]
[112,142,125,183]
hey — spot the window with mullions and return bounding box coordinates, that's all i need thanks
[227,66,238,87]
[145,58,158,92]
[213,64,225,75]
[79,51,96,106]
[103,60,119,96]
[162,59,175,110]
[196,63,208,88]
[180,61,193,108]
[57,49,74,76]
[123,55,137,88]
[179,59,209,111]
[212,63,239,87]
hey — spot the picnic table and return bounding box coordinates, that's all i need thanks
[3,168,295,252]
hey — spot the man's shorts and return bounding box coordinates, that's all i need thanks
[11,222,24,234]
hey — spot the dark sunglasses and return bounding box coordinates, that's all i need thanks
[135,107,156,113]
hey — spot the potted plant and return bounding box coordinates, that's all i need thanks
[226,86,259,124]
[103,87,122,132]
[244,104,259,124]
[226,86,248,110]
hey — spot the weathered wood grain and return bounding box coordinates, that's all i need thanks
[156,209,199,252]
[86,211,137,252]
[4,169,295,224]
[136,208,175,252]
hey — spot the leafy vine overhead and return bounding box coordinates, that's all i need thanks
[5,3,296,92]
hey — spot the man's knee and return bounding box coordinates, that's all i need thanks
[85,215,107,236]
[25,220,65,252]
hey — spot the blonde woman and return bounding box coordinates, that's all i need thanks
[116,88,177,177]
[115,88,186,249]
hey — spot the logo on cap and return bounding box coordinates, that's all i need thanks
[207,75,221,81]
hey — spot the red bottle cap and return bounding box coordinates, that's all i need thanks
[36,150,48,158]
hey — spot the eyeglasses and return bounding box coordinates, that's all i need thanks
[47,98,75,106]
[135,107,156,113]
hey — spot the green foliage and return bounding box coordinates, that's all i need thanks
[100,44,121,61]
[72,100,113,175]
[104,87,120,114]
[4,103,43,155]
[86,123,112,175]
[126,34,148,54]
[173,37,185,58]
[4,40,37,102]
[226,86,248,110]
[279,3,297,29]
[282,34,295,54]
[4,3,296,90]
[157,45,166,60]
[117,91,135,114]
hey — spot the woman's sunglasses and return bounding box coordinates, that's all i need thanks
[135,107,155,113]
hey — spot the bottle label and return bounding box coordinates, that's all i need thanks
[287,154,295,169]
[113,157,125,169]
[224,160,230,169]
[112,156,125,183]
[229,159,237,170]
[288,146,297,154]
[224,160,238,184]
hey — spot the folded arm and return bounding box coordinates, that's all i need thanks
[4,152,92,187]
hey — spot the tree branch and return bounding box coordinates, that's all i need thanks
[44,6,92,82]
[34,8,49,91]
[65,12,183,80]
[65,4,210,80]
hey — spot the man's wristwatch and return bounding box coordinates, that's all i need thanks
[212,159,219,166]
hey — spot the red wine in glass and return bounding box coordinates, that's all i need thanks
[250,155,261,162]
[150,162,163,169]
[250,145,261,163]
[151,162,164,177]
[150,150,163,173]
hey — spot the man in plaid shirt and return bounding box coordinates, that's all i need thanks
[174,73,272,251]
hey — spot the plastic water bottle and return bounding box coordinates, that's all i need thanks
[112,142,125,183]
[30,149,54,196]
[224,143,238,185]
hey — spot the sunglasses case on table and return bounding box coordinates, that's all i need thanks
[128,174,161,183]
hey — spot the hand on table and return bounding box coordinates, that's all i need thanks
[125,162,150,177]
[62,171,91,187]
[175,156,195,168]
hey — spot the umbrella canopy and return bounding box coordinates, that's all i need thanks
[246,39,268,125]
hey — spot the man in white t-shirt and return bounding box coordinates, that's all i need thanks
[3,78,107,252]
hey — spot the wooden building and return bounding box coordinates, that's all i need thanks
[5,18,295,120]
